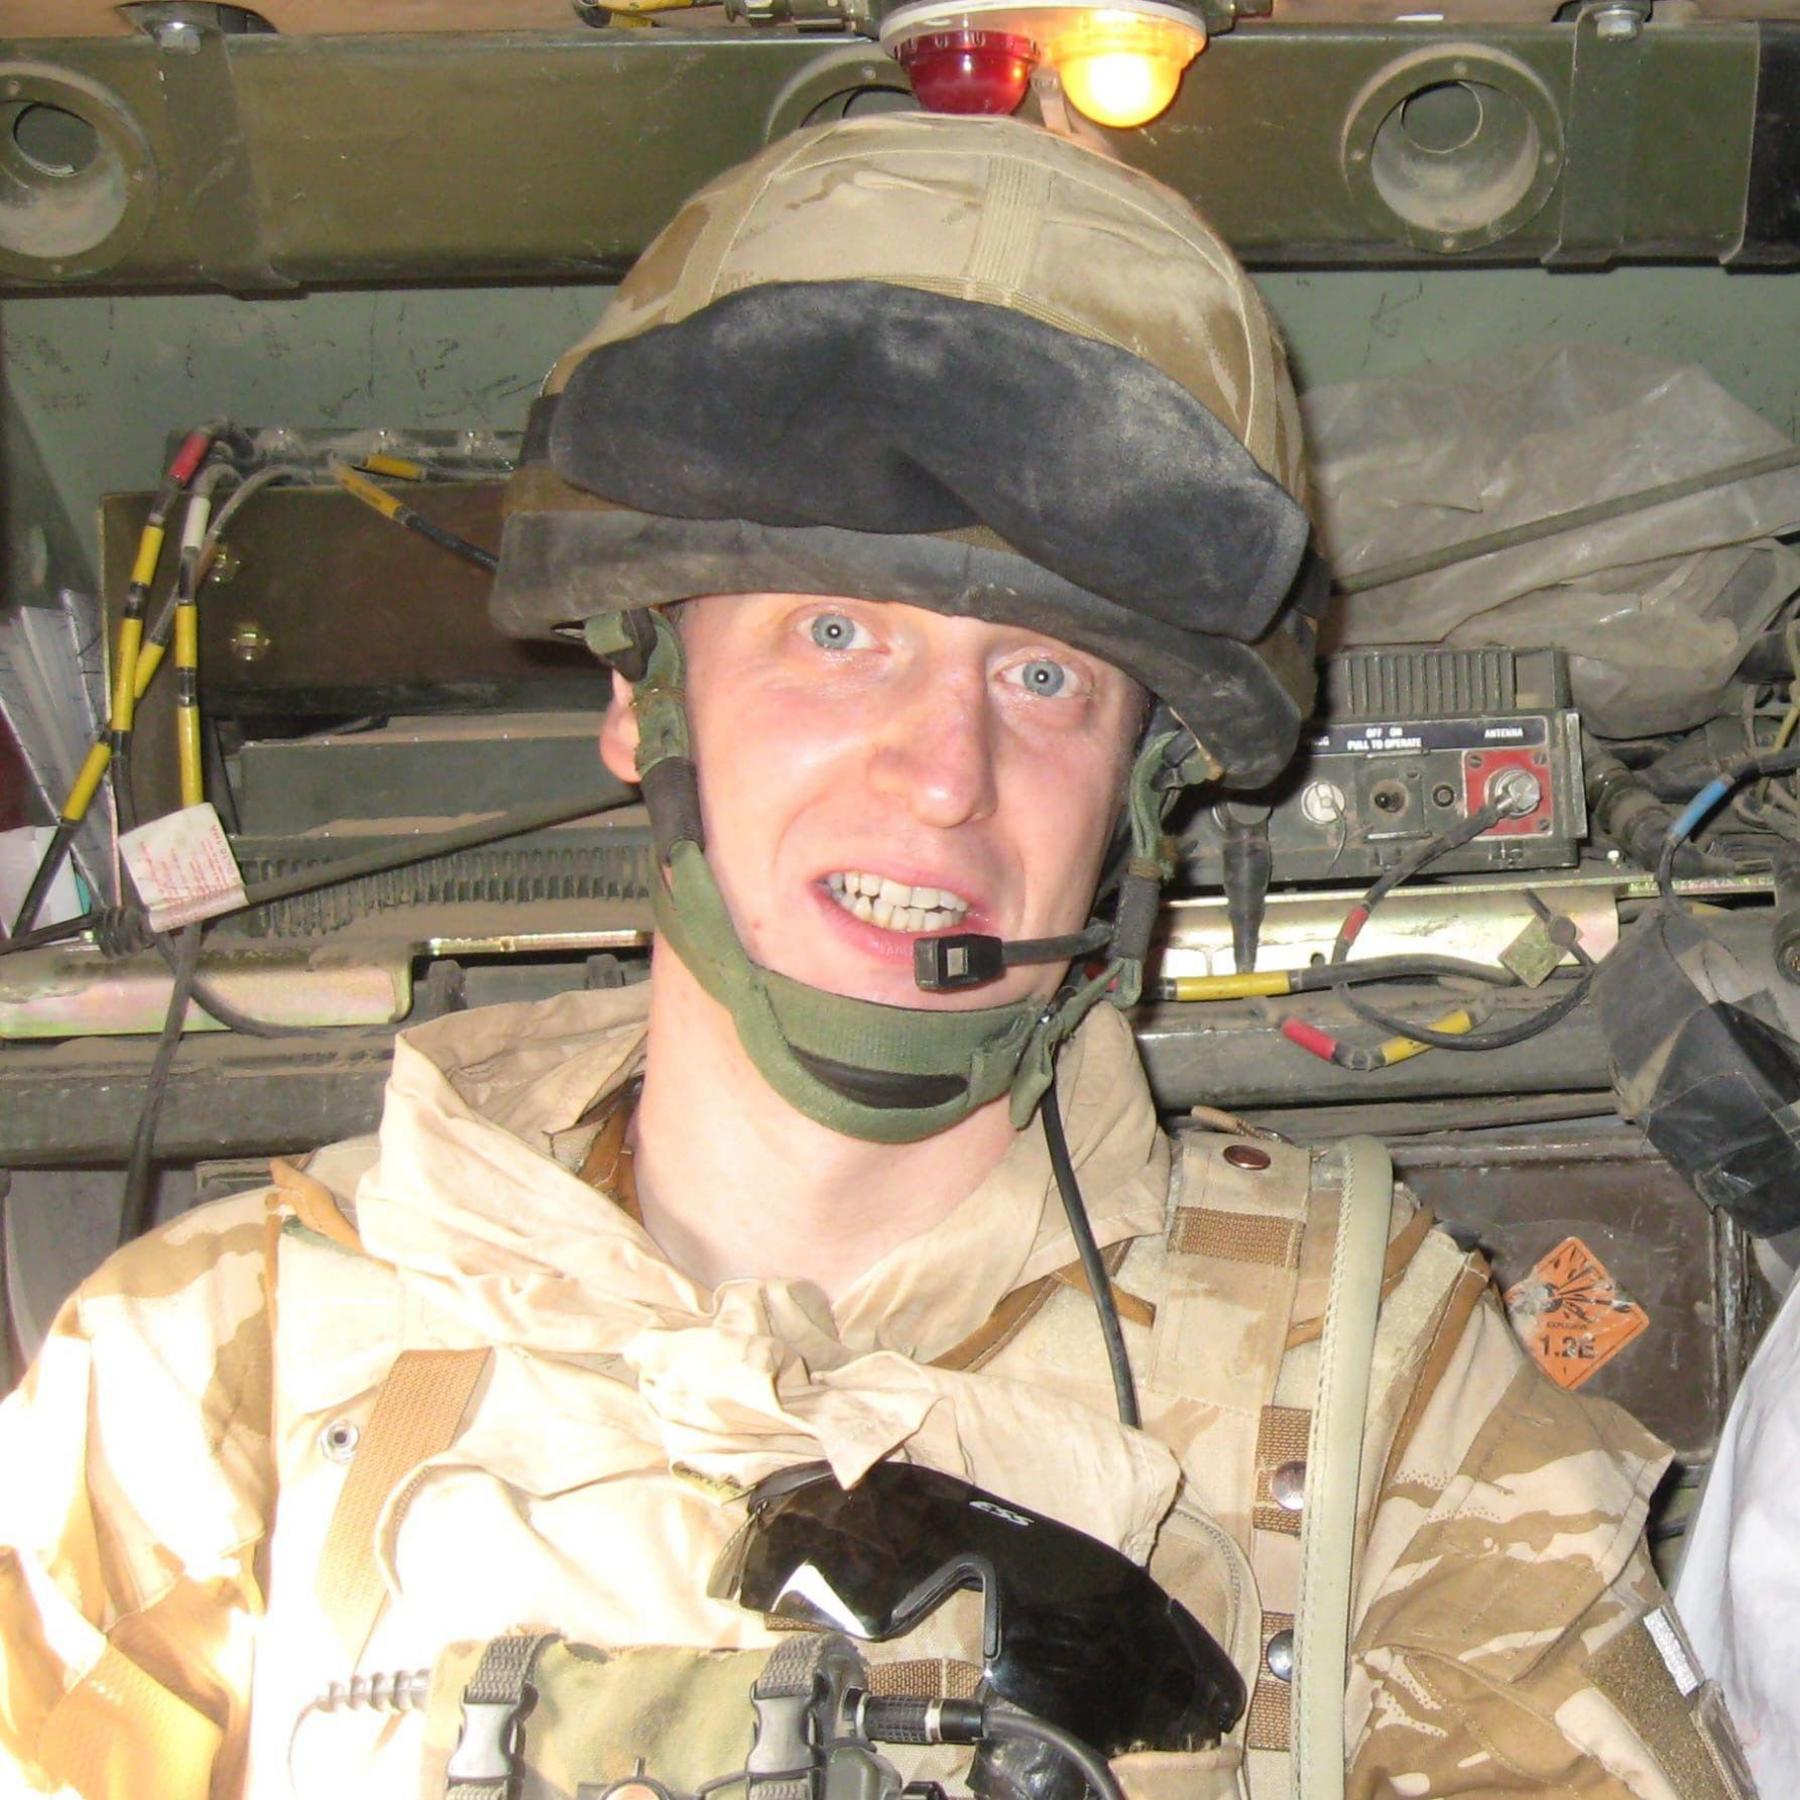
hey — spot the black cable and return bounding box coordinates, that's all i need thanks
[1656,747,1800,900]
[1331,801,1506,963]
[1339,966,1597,1052]
[237,790,629,911]
[1316,802,1594,1057]
[1041,1071,1139,1431]
[985,1710,1127,1800]
[146,928,327,1038]
[112,740,139,835]
[402,509,499,574]
[119,923,202,1248]
[8,819,80,939]
[1304,954,1517,991]
[0,791,633,961]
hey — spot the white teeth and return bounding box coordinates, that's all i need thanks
[825,871,972,933]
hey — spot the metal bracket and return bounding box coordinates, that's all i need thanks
[1728,24,1800,267]
[1544,0,1650,267]
[135,5,293,291]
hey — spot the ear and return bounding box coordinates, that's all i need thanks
[598,665,642,783]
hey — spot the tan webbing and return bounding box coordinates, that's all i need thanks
[37,1641,223,1800]
[1589,1621,1755,1799]
[1050,1256,1157,1328]
[1375,1256,1490,1493]
[316,1346,492,1661]
[1282,1206,1436,1351]
[931,1240,1135,1372]
[1245,1612,1296,1754]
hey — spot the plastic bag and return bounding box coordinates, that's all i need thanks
[1304,346,1800,736]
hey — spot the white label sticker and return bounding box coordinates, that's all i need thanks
[1645,1606,1701,1698]
[119,804,247,931]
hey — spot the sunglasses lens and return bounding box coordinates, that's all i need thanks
[712,1462,1244,1754]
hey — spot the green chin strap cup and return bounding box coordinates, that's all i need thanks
[587,608,1177,1144]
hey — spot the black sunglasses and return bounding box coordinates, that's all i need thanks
[708,1460,1244,1758]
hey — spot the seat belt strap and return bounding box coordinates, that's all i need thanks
[317,1346,492,1662]
[1292,1136,1392,1800]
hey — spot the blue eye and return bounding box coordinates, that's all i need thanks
[809,613,862,651]
[1018,658,1068,697]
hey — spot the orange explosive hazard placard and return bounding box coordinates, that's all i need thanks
[1504,1235,1650,1391]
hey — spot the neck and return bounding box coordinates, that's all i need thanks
[631,945,1022,1298]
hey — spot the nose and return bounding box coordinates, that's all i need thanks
[867,661,999,831]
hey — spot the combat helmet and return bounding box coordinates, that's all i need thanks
[489,111,1327,1144]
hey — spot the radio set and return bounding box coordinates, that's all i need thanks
[1182,647,1587,885]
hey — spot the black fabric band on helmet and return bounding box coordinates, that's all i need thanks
[549,282,1311,644]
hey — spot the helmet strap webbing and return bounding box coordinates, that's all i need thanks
[586,608,1177,1142]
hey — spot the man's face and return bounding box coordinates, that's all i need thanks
[602,595,1145,1012]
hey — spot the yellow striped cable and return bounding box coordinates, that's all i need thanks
[134,639,168,695]
[63,739,113,819]
[98,516,172,763]
[173,490,213,807]
[1165,971,1295,1001]
[1373,1005,1477,1068]
[361,452,427,480]
[331,459,406,521]
[174,599,203,805]
[128,522,166,590]
[108,612,146,738]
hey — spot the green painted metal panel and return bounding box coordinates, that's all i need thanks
[0,22,1787,288]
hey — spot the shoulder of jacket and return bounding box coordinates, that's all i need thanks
[1359,1289,1672,1681]
[72,1184,273,1329]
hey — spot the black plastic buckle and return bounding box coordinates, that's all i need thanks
[913,933,1005,993]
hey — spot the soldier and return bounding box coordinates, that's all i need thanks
[0,113,1758,1799]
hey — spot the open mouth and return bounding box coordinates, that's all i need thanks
[825,870,972,936]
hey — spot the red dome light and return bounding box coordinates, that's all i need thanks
[897,30,1037,115]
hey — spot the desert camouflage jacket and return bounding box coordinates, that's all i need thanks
[0,984,1756,1799]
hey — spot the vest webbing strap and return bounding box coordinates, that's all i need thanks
[446,1632,555,1800]
[317,1346,492,1662]
[36,1640,222,1800]
[1292,1136,1392,1800]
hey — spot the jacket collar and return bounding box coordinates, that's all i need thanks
[351,981,1168,1364]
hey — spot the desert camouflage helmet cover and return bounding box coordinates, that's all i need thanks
[489,111,1325,788]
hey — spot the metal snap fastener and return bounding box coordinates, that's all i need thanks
[319,1418,360,1463]
[1271,1460,1307,1512]
[1224,1142,1272,1171]
[1265,1628,1295,1682]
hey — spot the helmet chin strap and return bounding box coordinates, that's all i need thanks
[587,609,1178,1145]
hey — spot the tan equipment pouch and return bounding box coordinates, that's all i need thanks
[420,1636,783,1800]
[418,1633,1251,1800]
